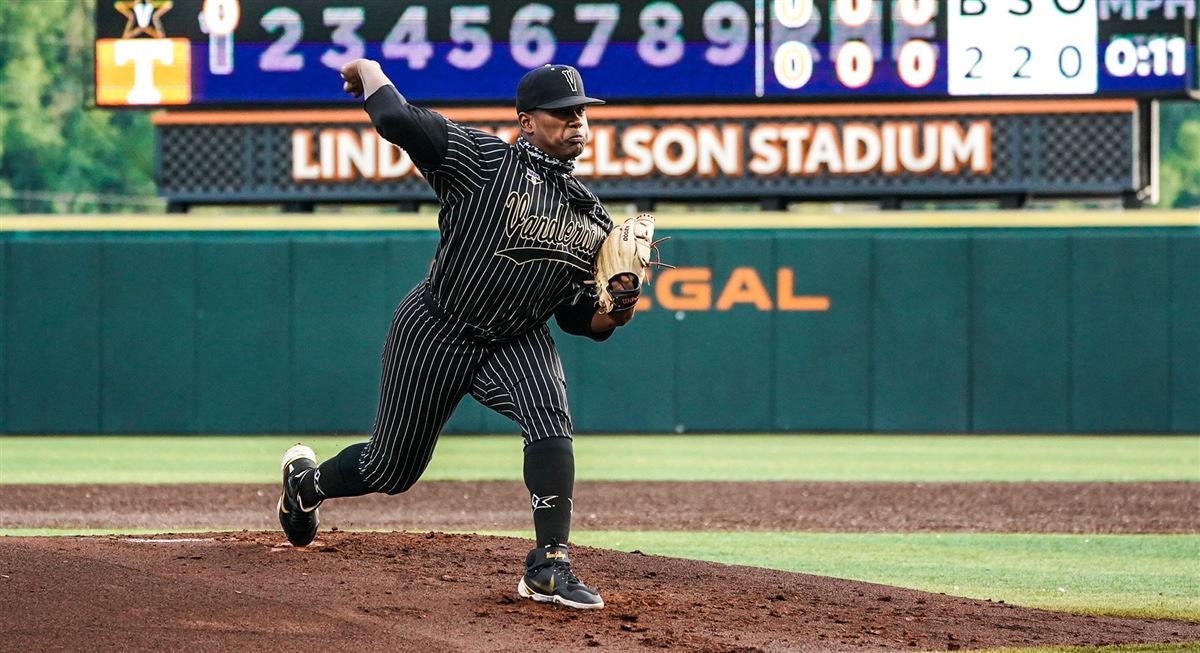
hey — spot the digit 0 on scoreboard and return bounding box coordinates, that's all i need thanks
[893,0,938,89]
[829,0,880,90]
[771,0,817,90]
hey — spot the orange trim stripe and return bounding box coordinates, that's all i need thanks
[151,99,1137,125]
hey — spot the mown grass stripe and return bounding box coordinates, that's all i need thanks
[2,435,1197,483]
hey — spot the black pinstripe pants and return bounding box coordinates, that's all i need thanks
[358,282,573,495]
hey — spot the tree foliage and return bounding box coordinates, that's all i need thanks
[0,0,158,213]
[1159,101,1200,208]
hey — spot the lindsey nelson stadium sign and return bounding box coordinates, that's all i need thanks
[154,100,1142,207]
[290,119,990,181]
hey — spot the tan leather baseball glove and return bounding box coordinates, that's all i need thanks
[591,213,670,314]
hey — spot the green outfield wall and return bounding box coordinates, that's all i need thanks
[1,213,1197,434]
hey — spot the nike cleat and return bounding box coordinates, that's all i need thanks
[517,544,604,609]
[278,444,320,547]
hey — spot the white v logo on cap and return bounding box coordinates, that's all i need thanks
[561,68,580,93]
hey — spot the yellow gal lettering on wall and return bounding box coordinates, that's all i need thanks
[642,267,830,312]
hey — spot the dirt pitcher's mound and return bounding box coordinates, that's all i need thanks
[2,532,1197,653]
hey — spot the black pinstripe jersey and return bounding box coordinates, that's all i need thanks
[366,86,614,340]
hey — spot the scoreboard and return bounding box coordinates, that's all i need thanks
[95,0,1199,106]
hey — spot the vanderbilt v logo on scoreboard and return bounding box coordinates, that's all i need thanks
[96,0,190,105]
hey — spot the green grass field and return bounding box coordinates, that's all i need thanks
[2,434,1197,483]
[2,434,1198,636]
[978,646,1198,653]
[565,532,1200,621]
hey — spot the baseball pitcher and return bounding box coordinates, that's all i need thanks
[277,59,662,610]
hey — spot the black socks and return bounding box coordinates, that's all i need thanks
[299,442,372,505]
[298,437,575,548]
[523,437,575,548]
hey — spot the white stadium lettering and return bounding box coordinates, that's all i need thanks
[291,120,993,181]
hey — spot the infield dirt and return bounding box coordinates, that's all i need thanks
[2,481,1198,652]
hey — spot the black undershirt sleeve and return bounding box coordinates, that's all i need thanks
[363,84,448,170]
[554,289,613,342]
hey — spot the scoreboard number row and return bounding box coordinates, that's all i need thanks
[772,0,938,91]
[203,0,756,74]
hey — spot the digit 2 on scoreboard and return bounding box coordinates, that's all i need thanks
[947,0,1098,96]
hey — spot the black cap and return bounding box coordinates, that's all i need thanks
[516,64,605,113]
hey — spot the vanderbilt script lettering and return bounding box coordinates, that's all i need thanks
[503,191,605,255]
